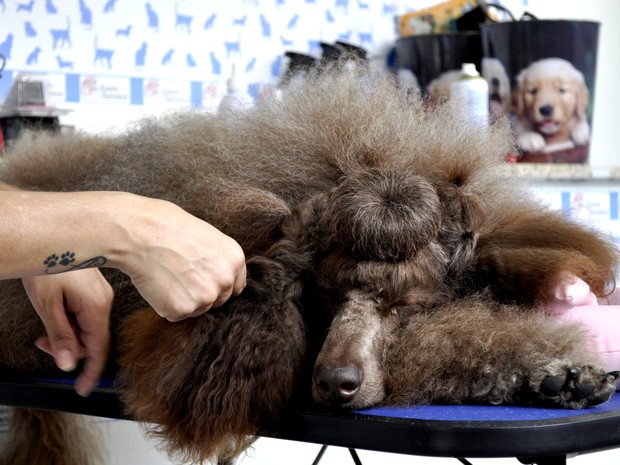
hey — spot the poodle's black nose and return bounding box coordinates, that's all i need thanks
[313,364,362,404]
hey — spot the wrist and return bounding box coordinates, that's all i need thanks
[100,193,177,276]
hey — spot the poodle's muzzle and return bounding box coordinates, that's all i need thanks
[311,291,395,408]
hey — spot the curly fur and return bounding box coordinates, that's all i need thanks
[0,409,103,465]
[0,62,618,464]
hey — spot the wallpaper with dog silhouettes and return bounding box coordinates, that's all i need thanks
[0,0,439,110]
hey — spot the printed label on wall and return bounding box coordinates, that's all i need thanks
[142,78,191,107]
[566,192,614,222]
[80,75,130,105]
[535,186,620,243]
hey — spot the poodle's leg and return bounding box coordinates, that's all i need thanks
[385,297,616,409]
[118,257,308,464]
[0,409,103,465]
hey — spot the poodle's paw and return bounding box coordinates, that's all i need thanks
[523,365,617,409]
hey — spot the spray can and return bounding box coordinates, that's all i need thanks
[218,63,253,112]
[449,63,489,127]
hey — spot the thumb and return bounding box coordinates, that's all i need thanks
[35,337,78,372]
[37,306,81,371]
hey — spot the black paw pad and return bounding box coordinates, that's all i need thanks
[571,379,596,400]
[540,374,566,396]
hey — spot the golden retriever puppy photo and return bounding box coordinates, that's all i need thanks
[513,57,590,154]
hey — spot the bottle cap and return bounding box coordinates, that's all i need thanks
[461,63,480,77]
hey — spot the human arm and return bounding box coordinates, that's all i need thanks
[1,188,246,394]
[0,188,246,316]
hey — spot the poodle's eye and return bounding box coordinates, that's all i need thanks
[373,288,387,304]
[527,87,537,95]
[559,86,568,94]
[390,303,420,317]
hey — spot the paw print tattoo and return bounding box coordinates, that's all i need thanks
[59,251,75,266]
[43,251,108,274]
[44,251,75,269]
[44,254,59,268]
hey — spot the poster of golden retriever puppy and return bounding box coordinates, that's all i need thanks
[514,57,590,155]
[480,19,600,163]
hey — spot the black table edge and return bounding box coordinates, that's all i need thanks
[0,376,619,460]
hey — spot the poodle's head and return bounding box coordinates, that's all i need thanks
[286,168,477,409]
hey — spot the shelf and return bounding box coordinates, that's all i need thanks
[508,163,620,182]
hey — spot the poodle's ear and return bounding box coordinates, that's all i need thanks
[119,281,308,463]
[117,194,325,464]
[325,170,441,261]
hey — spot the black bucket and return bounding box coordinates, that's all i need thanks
[391,32,482,97]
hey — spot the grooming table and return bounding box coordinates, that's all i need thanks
[0,373,619,465]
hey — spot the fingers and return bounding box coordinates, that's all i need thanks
[23,271,113,397]
[188,306,213,319]
[34,336,86,361]
[135,252,247,321]
[209,241,247,309]
[183,263,248,317]
[121,201,248,321]
[232,263,247,297]
[71,275,113,396]
[35,335,103,397]
[75,338,108,397]
[26,292,81,372]
[34,337,52,355]
[211,285,235,310]
[71,314,110,397]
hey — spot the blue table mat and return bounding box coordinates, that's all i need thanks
[357,391,620,422]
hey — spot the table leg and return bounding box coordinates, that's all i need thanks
[518,455,567,465]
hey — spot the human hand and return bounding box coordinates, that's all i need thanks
[120,199,247,322]
[22,269,114,397]
[547,273,599,315]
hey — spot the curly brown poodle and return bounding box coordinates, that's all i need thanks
[0,62,617,465]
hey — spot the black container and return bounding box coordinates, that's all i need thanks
[391,32,482,91]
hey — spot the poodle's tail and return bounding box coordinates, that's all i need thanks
[0,408,104,465]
